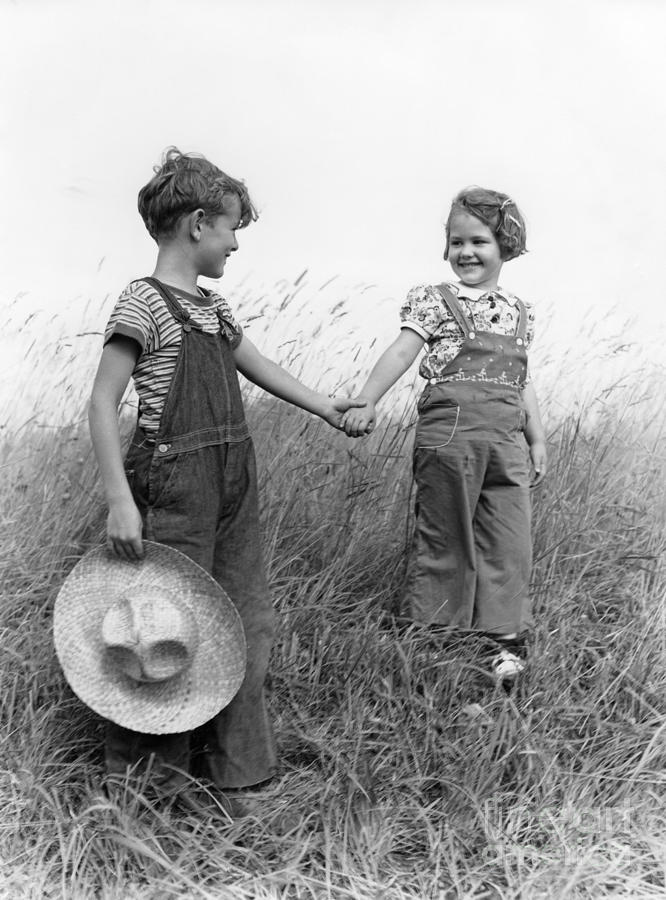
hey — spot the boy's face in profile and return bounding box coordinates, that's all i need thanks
[197,194,242,280]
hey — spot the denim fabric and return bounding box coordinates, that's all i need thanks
[404,290,533,635]
[138,276,250,451]
[105,279,277,790]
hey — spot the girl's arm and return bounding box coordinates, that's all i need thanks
[88,336,145,560]
[342,329,426,436]
[233,335,366,430]
[522,381,547,486]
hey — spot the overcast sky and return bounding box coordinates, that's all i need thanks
[2,0,665,403]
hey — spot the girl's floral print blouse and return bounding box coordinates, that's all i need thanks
[400,282,536,384]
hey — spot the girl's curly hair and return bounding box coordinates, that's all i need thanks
[137,146,258,241]
[444,186,527,261]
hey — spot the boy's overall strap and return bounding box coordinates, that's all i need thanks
[141,276,199,328]
[435,284,473,337]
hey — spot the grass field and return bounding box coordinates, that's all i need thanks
[1,287,664,899]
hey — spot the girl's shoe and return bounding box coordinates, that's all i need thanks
[486,633,527,684]
[490,647,525,681]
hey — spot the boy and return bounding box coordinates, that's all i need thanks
[88,147,363,809]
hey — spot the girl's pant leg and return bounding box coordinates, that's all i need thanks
[472,436,533,634]
[405,443,484,626]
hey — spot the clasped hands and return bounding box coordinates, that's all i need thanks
[323,395,375,436]
[339,396,376,437]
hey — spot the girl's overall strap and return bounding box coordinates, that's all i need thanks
[435,283,473,337]
[140,276,198,328]
[514,298,527,341]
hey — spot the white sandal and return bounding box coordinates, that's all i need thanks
[491,647,525,680]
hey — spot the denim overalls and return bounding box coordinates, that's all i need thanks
[405,284,533,635]
[105,278,277,790]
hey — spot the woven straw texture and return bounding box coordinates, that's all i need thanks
[53,541,246,734]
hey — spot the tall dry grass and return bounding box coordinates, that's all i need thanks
[0,278,664,899]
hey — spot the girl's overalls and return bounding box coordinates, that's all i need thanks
[405,284,533,635]
[105,278,277,791]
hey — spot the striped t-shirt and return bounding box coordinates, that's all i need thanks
[104,279,244,435]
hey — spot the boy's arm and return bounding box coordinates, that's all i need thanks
[233,335,366,430]
[342,329,425,436]
[88,336,145,559]
[522,381,547,486]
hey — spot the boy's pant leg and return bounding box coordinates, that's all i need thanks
[105,439,276,789]
[198,440,278,789]
[141,440,276,789]
[104,441,194,789]
[104,725,191,792]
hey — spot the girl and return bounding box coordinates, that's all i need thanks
[343,187,546,681]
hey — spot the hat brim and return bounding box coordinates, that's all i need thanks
[54,541,246,734]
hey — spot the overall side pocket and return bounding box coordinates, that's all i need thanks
[147,453,186,508]
[414,402,460,449]
[124,441,152,507]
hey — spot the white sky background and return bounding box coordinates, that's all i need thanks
[1,0,665,416]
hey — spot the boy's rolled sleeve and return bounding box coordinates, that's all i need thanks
[104,320,147,350]
[104,283,159,353]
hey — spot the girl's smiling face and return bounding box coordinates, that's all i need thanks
[446,212,503,291]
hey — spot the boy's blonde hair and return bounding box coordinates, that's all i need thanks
[138,146,258,241]
[444,186,527,261]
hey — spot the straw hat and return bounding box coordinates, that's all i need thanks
[53,541,246,734]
